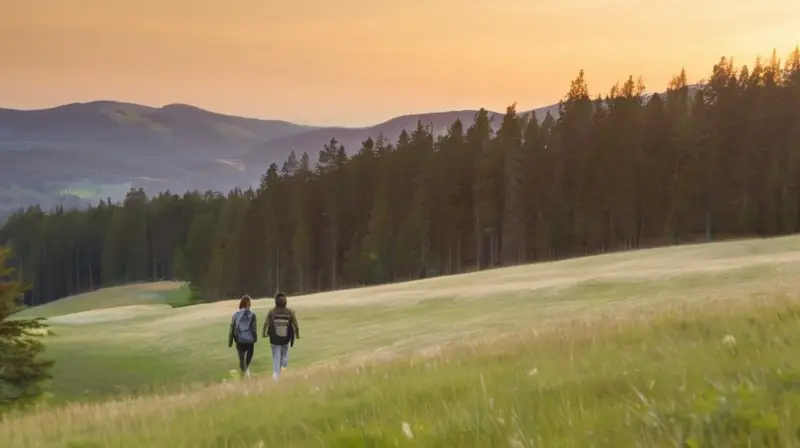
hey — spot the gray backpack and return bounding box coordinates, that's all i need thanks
[234,310,255,344]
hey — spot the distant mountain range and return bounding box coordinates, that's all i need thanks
[240,105,562,169]
[4,84,703,220]
[0,99,565,218]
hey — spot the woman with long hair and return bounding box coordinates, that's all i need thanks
[228,294,258,377]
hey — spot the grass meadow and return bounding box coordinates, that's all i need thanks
[3,236,800,446]
[12,281,190,320]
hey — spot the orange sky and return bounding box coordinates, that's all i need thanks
[2,0,799,126]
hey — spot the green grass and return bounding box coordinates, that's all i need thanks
[35,264,781,404]
[4,236,800,446]
[13,281,189,319]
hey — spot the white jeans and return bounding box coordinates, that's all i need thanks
[270,344,289,377]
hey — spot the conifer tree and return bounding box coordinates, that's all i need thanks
[499,104,525,264]
[3,46,800,306]
[0,247,53,409]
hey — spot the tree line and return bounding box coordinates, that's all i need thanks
[1,47,799,307]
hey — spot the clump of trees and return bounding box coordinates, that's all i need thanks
[0,247,53,409]
[1,47,799,307]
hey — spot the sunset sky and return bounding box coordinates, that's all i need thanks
[2,0,799,126]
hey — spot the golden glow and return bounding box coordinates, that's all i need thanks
[2,0,799,126]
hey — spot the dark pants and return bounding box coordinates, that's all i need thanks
[235,342,255,371]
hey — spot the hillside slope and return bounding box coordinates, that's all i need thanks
[3,235,800,446]
[0,101,314,154]
[24,235,800,399]
[12,281,187,319]
[0,102,316,214]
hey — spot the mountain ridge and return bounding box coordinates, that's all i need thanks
[0,88,688,217]
[242,104,562,169]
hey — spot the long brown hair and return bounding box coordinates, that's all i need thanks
[238,295,252,310]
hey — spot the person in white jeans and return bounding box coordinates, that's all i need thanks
[262,292,299,379]
[270,344,289,378]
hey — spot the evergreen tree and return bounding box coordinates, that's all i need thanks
[361,137,394,284]
[0,247,53,408]
[291,153,313,292]
[468,109,495,268]
[316,139,349,289]
[499,104,525,264]
[2,46,800,306]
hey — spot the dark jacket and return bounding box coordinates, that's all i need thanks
[228,308,258,347]
[263,306,299,346]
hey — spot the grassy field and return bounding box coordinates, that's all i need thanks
[3,237,800,446]
[12,281,190,320]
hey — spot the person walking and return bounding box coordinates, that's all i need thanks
[263,292,299,380]
[228,295,258,377]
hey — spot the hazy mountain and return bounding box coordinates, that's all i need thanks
[242,110,502,170]
[0,101,318,214]
[3,90,696,216]
[0,101,316,153]
[241,104,561,173]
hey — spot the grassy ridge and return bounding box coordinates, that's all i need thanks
[4,236,800,446]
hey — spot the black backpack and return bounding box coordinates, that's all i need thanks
[269,309,294,346]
